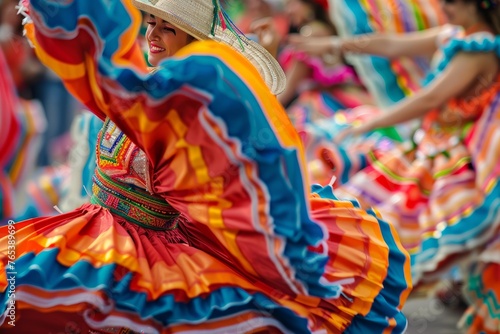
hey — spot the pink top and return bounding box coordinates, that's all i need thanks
[279,47,361,87]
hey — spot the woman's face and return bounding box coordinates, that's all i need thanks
[285,0,313,28]
[145,14,193,66]
[441,0,477,28]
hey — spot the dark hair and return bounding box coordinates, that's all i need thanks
[301,0,338,35]
[466,0,500,34]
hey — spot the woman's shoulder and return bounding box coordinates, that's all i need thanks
[425,28,499,85]
[442,30,499,59]
[438,24,498,50]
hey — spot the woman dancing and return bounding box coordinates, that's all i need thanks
[0,0,411,333]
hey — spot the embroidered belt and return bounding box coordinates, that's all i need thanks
[91,167,180,230]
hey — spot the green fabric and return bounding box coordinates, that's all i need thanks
[374,127,403,142]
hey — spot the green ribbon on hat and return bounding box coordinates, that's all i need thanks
[211,0,245,50]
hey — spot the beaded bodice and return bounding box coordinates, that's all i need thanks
[91,118,180,230]
[96,119,153,193]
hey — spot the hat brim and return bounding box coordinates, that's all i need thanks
[132,0,286,95]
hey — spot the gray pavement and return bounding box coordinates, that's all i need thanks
[403,297,466,334]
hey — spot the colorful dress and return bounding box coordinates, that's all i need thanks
[461,235,500,334]
[279,49,377,185]
[0,48,21,222]
[328,31,500,285]
[1,85,72,222]
[280,48,373,126]
[0,1,411,333]
[0,33,69,224]
[299,0,448,187]
[330,0,446,108]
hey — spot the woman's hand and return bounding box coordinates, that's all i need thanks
[335,126,360,143]
[249,18,281,59]
[288,35,342,57]
[335,120,375,144]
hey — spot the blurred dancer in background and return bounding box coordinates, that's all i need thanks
[251,0,374,185]
[292,1,500,332]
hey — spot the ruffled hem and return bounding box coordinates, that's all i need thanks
[411,181,500,282]
[336,144,500,284]
[0,197,411,333]
[310,185,411,333]
[424,32,500,85]
[332,81,500,284]
[0,249,312,333]
[410,93,500,281]
[460,238,500,334]
[0,203,312,333]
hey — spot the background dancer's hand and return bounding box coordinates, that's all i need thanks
[335,121,373,144]
[250,18,281,58]
[288,35,342,57]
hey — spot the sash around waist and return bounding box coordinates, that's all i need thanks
[91,167,180,230]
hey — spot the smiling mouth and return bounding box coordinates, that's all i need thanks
[150,45,166,53]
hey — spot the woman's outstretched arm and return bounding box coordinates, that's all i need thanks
[339,52,487,138]
[289,26,442,59]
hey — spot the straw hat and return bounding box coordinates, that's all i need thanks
[133,0,286,95]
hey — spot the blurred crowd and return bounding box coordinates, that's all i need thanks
[1,0,80,165]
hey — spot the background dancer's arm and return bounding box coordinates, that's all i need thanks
[337,27,441,58]
[290,26,442,59]
[337,52,484,140]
